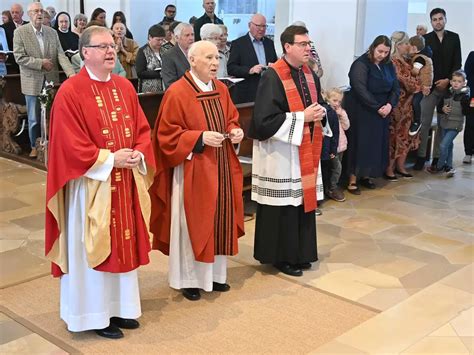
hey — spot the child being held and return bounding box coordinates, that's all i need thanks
[427,70,470,177]
[321,88,350,202]
[409,35,433,136]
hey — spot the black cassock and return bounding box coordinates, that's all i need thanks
[249,62,324,265]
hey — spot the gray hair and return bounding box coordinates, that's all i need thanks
[292,21,306,28]
[416,24,428,32]
[27,2,42,13]
[174,22,192,38]
[79,26,113,60]
[74,13,87,27]
[200,23,221,40]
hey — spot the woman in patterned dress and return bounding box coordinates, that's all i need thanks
[386,31,421,179]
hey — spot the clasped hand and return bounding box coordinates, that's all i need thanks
[203,128,244,147]
[304,103,325,123]
[378,103,392,118]
[113,148,141,169]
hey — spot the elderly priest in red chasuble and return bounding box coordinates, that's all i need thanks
[149,40,245,302]
[45,26,155,339]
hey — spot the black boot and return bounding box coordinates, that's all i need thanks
[413,157,426,170]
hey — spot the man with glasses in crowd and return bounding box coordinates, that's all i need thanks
[227,13,277,104]
[158,4,177,26]
[13,1,74,158]
[249,25,326,277]
[46,25,155,339]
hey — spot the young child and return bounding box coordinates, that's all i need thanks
[427,70,470,177]
[321,88,350,202]
[409,35,433,136]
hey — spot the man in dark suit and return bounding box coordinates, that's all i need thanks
[161,23,194,89]
[194,0,223,42]
[227,14,277,104]
[413,7,462,170]
[1,3,29,73]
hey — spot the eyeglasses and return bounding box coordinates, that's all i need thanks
[85,44,117,51]
[251,22,268,29]
[291,41,313,48]
[29,9,44,14]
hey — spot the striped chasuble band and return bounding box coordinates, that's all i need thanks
[270,59,322,212]
[184,74,235,255]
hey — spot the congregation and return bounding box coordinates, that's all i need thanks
[0,0,473,341]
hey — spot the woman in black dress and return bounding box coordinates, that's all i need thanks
[345,35,400,194]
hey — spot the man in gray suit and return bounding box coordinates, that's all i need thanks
[161,23,194,89]
[13,2,75,158]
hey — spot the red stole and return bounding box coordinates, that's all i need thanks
[270,59,322,212]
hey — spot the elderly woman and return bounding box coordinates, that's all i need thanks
[345,35,400,194]
[200,23,228,77]
[72,14,87,37]
[136,25,166,93]
[53,12,79,53]
[385,31,421,179]
[111,11,133,39]
[112,22,139,79]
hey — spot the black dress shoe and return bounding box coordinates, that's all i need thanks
[395,169,413,178]
[94,324,124,339]
[110,317,140,329]
[296,263,312,270]
[383,173,398,181]
[273,262,303,277]
[182,288,201,301]
[213,282,231,292]
[359,178,376,189]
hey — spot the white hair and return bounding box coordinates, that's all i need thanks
[200,23,221,40]
[27,2,42,12]
[174,22,192,38]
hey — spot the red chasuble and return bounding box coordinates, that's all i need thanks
[149,72,245,263]
[271,59,323,212]
[45,68,156,277]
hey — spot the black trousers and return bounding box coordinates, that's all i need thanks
[464,112,474,155]
[253,204,318,265]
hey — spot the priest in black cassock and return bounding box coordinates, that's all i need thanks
[249,25,328,277]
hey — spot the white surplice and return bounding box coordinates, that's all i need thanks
[168,72,227,292]
[59,67,145,332]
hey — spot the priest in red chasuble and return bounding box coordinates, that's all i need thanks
[150,40,245,301]
[249,26,327,277]
[45,26,155,339]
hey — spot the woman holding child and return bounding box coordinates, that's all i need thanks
[385,31,421,179]
[345,35,400,194]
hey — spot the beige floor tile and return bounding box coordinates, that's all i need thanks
[402,233,466,256]
[308,266,402,302]
[399,263,463,289]
[460,337,474,353]
[311,340,368,354]
[0,316,32,346]
[440,264,474,294]
[416,189,466,203]
[0,247,50,288]
[9,213,46,233]
[444,245,474,265]
[401,336,470,354]
[0,198,29,213]
[395,195,449,209]
[0,240,26,253]
[444,216,474,234]
[357,255,426,279]
[357,288,411,311]
[335,284,472,354]
[430,323,459,337]
[450,307,474,337]
[0,333,67,354]
[373,225,423,242]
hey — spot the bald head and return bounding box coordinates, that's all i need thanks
[249,14,267,40]
[189,40,219,83]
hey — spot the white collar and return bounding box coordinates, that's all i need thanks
[190,71,213,92]
[31,23,43,35]
[85,65,111,82]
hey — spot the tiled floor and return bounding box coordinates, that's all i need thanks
[0,134,473,354]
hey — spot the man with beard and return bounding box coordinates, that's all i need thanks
[413,8,462,170]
